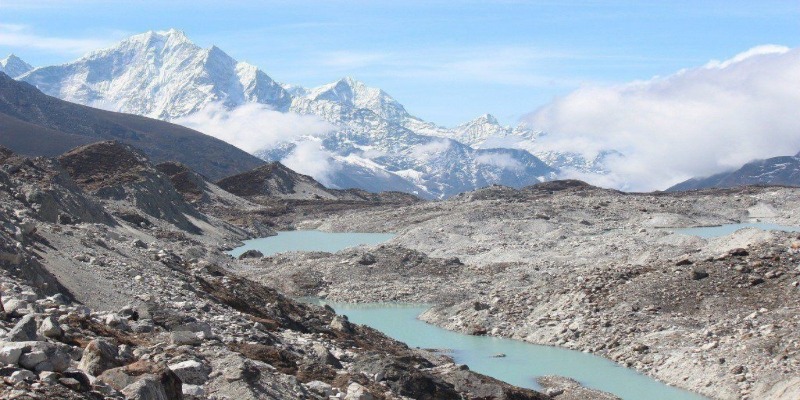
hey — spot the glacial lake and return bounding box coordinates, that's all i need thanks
[672,222,800,239]
[309,301,708,400]
[234,230,706,399]
[228,230,396,258]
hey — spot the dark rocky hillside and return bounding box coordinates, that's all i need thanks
[669,154,800,191]
[216,162,334,200]
[0,72,264,180]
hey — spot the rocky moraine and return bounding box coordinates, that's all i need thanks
[241,182,800,400]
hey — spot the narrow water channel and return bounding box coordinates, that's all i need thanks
[307,300,707,400]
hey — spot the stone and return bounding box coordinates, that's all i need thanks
[78,338,121,376]
[19,350,47,369]
[750,276,765,286]
[122,376,170,400]
[546,387,565,396]
[345,382,375,400]
[61,370,92,392]
[632,343,649,353]
[2,298,31,316]
[6,314,38,341]
[170,331,202,346]
[729,248,749,257]
[358,253,377,265]
[99,360,182,400]
[306,380,335,396]
[42,346,72,373]
[330,315,354,333]
[45,294,68,305]
[690,269,709,280]
[168,359,210,385]
[182,384,205,396]
[675,259,693,266]
[39,370,59,383]
[701,341,719,350]
[310,343,342,369]
[59,377,83,391]
[9,369,36,383]
[0,344,24,365]
[238,249,264,260]
[39,315,62,338]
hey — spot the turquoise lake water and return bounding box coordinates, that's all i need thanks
[309,301,707,400]
[672,222,800,239]
[227,230,396,258]
[233,231,707,399]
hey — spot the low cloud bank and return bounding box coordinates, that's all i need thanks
[281,140,342,188]
[174,102,334,153]
[525,45,800,191]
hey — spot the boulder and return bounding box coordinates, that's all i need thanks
[99,360,182,399]
[358,253,377,265]
[122,376,171,400]
[306,380,335,396]
[168,359,210,385]
[238,250,264,260]
[690,269,709,280]
[0,343,24,365]
[9,369,36,383]
[78,338,121,376]
[310,343,342,369]
[345,382,375,400]
[170,331,202,346]
[39,315,62,338]
[183,384,205,397]
[61,370,93,392]
[39,370,59,383]
[330,315,354,333]
[6,314,38,341]
[2,298,32,316]
[19,350,47,369]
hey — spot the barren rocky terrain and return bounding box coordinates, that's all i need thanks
[0,143,560,399]
[243,182,800,400]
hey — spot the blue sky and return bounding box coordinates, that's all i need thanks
[1,0,799,126]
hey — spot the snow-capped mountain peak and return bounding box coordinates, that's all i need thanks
[306,76,409,121]
[0,54,33,78]
[475,113,500,125]
[21,29,290,119]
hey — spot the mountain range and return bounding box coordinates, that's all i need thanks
[7,29,570,198]
[667,152,800,191]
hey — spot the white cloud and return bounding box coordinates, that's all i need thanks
[525,45,800,191]
[409,139,451,161]
[475,153,524,171]
[0,23,114,55]
[281,140,342,188]
[173,102,335,153]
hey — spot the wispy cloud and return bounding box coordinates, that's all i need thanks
[0,23,116,56]
[525,45,800,191]
[475,152,523,171]
[173,102,335,153]
[316,46,583,88]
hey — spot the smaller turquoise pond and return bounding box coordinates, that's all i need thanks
[310,301,707,400]
[228,230,396,258]
[672,222,800,239]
